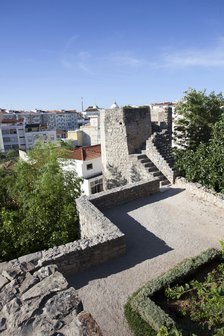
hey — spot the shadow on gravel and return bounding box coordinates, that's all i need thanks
[66,188,184,289]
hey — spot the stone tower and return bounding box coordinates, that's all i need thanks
[101,106,152,189]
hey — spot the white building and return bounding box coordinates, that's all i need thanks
[79,114,101,146]
[0,118,26,152]
[84,105,101,118]
[67,115,101,147]
[62,145,103,195]
[24,124,57,150]
[0,110,79,131]
[0,120,57,152]
[46,110,79,131]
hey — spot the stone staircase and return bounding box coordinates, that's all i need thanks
[136,153,170,186]
[152,130,174,167]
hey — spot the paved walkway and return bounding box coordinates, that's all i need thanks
[67,187,224,336]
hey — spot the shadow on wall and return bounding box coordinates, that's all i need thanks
[67,188,184,289]
[105,164,128,189]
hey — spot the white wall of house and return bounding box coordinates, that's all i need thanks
[60,156,103,195]
[79,126,101,146]
[81,157,102,179]
[82,175,103,196]
[61,156,102,179]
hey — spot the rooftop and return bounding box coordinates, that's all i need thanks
[70,144,101,161]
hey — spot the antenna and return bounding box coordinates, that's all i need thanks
[81,97,84,112]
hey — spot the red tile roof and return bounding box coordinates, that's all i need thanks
[1,118,24,123]
[71,144,101,161]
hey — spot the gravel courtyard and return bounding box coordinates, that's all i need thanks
[67,187,224,336]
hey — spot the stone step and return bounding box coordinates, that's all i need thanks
[136,154,147,160]
[144,162,154,168]
[157,175,167,181]
[148,167,157,173]
[140,158,151,164]
[152,171,162,177]
[161,179,171,186]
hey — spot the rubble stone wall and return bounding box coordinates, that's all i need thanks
[89,179,159,210]
[175,177,224,209]
[146,136,175,183]
[0,263,103,336]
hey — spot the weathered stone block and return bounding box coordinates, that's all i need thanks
[22,271,68,301]
[0,275,9,290]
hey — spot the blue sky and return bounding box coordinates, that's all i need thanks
[1,0,224,110]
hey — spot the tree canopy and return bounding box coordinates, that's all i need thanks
[173,89,224,193]
[174,88,224,150]
[0,142,82,261]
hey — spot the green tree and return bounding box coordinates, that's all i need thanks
[0,142,82,261]
[174,88,224,150]
[174,110,224,193]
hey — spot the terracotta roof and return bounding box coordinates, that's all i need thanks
[71,144,101,161]
[1,118,24,123]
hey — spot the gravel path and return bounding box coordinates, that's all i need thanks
[67,187,224,336]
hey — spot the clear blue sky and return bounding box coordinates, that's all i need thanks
[1,0,224,110]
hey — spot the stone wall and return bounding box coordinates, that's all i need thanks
[123,106,151,154]
[0,180,159,276]
[101,108,130,189]
[128,155,155,183]
[101,107,152,189]
[90,179,159,209]
[175,177,224,209]
[146,135,175,183]
[151,106,172,141]
[0,263,102,335]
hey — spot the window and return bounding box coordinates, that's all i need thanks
[2,130,9,135]
[3,137,11,142]
[90,178,103,194]
[87,163,93,170]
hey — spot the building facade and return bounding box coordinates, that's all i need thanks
[62,145,103,195]
[0,119,26,152]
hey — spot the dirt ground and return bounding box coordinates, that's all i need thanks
[67,187,224,336]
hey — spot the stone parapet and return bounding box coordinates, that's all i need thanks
[146,136,175,183]
[175,177,224,209]
[0,180,160,276]
[89,179,159,209]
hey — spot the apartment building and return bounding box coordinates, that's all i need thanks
[0,109,79,132]
[0,119,57,152]
[0,119,26,152]
[24,124,57,150]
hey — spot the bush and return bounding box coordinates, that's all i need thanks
[124,249,222,335]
